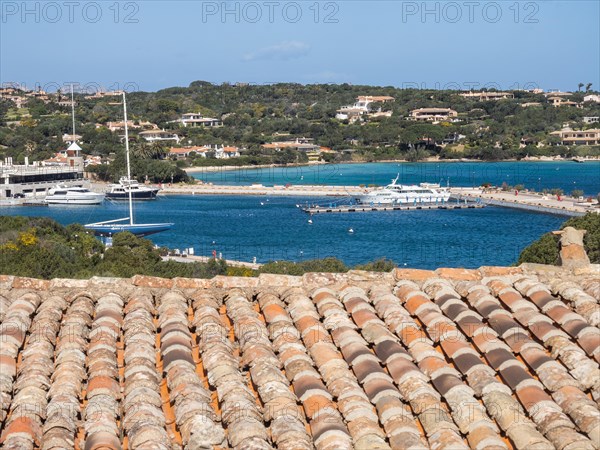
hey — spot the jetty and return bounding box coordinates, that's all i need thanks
[304,202,484,214]
[449,188,597,217]
[156,183,365,197]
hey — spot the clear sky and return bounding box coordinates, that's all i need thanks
[1,1,599,92]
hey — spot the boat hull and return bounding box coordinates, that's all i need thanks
[355,194,451,205]
[105,189,159,200]
[85,222,173,237]
[46,195,105,205]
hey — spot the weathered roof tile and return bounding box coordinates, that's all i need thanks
[0,268,597,448]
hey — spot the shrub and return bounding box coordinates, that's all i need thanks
[517,213,600,265]
[259,257,349,276]
[571,189,584,198]
[355,258,397,272]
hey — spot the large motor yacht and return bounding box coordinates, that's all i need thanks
[45,185,105,205]
[105,177,160,200]
[356,175,451,205]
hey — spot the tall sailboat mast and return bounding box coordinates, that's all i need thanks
[71,84,76,139]
[122,92,134,225]
[84,90,173,239]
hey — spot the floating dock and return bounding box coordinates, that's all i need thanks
[303,203,485,214]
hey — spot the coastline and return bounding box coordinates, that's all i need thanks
[184,156,600,174]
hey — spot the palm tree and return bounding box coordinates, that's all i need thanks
[150,142,168,160]
[586,83,593,92]
[132,141,154,159]
[578,83,584,92]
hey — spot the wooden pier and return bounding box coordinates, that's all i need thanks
[303,203,485,214]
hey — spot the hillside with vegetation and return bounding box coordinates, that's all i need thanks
[1,82,599,182]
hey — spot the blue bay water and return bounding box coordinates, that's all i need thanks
[193,161,600,196]
[1,162,596,269]
[1,195,564,269]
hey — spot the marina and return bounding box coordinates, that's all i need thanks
[0,161,597,267]
[158,183,597,217]
[0,194,566,269]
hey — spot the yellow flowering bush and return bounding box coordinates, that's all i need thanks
[0,242,19,252]
[18,229,38,247]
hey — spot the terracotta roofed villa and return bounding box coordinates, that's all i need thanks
[0,228,599,449]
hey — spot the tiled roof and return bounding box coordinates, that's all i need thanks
[0,263,598,450]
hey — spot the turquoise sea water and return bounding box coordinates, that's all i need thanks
[1,162,597,269]
[192,161,600,196]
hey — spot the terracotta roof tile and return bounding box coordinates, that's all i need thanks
[1,268,598,448]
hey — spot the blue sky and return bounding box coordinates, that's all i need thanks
[1,1,599,92]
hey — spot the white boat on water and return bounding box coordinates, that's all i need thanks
[46,185,105,205]
[105,177,160,200]
[356,174,451,205]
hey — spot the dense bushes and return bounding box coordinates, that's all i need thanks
[517,213,600,265]
[0,217,226,279]
[257,257,396,276]
[0,217,399,279]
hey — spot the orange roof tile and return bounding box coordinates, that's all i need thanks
[0,257,598,449]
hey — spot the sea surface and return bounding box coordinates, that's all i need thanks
[1,162,597,269]
[192,161,600,196]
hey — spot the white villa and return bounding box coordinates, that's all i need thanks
[547,97,581,108]
[583,94,600,103]
[550,128,600,146]
[459,91,514,101]
[336,96,394,122]
[139,129,180,143]
[171,113,222,128]
[169,146,210,159]
[168,145,240,159]
[215,146,240,159]
[409,108,458,123]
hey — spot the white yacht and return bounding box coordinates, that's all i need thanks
[105,177,160,200]
[46,185,105,205]
[356,175,451,205]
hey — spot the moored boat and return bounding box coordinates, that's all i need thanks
[105,177,160,200]
[84,218,172,237]
[356,174,451,205]
[46,185,105,205]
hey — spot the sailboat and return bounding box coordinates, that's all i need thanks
[85,92,173,238]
